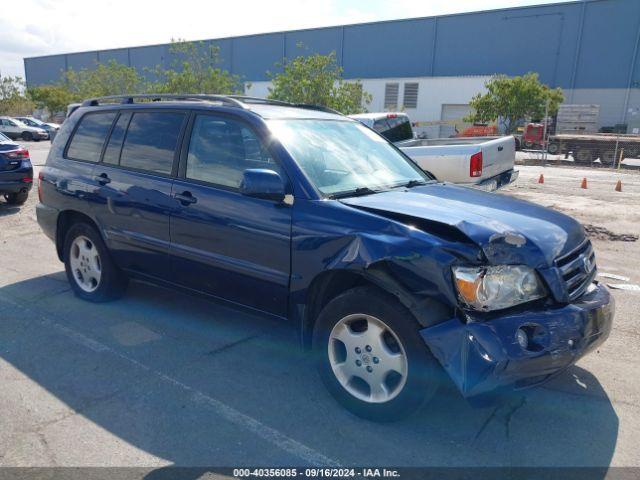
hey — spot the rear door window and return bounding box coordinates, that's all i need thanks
[67,112,117,162]
[119,112,185,175]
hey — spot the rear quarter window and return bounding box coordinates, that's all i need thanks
[373,116,413,143]
[119,112,185,175]
[66,112,117,162]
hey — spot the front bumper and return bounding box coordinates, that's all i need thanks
[420,282,614,398]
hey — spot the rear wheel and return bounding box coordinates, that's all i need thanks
[63,222,128,302]
[21,131,33,141]
[575,148,593,164]
[313,286,440,422]
[4,191,28,205]
[600,149,616,166]
[624,147,640,159]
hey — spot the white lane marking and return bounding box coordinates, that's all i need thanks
[0,295,340,467]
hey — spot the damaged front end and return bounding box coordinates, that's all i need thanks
[301,183,615,399]
[420,283,614,398]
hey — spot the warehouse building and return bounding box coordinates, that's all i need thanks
[23,0,640,137]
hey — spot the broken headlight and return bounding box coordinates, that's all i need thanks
[452,265,546,311]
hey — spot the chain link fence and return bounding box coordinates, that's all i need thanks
[408,100,640,170]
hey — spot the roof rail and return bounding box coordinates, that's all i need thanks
[292,103,342,115]
[227,95,291,107]
[230,96,342,115]
[80,94,247,109]
[80,93,344,116]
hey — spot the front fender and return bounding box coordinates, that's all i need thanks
[290,199,480,343]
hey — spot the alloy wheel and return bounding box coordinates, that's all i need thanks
[328,314,408,403]
[69,235,102,292]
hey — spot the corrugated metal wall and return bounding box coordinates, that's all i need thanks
[23,0,640,91]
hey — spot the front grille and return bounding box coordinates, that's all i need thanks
[555,239,597,301]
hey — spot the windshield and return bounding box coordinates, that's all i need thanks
[23,118,43,126]
[0,132,10,142]
[268,119,429,197]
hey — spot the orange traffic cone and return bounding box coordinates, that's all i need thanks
[581,177,588,189]
[615,180,622,192]
[538,174,544,184]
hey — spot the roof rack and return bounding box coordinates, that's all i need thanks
[80,94,247,108]
[228,96,341,115]
[292,103,342,115]
[80,93,343,116]
[227,95,291,106]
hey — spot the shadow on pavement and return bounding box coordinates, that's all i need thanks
[0,273,619,474]
[0,202,22,217]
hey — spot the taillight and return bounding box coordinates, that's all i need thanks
[470,152,483,177]
[386,113,398,119]
[21,177,33,183]
[6,148,29,159]
[38,171,44,202]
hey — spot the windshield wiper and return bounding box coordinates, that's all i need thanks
[404,179,428,188]
[330,186,379,199]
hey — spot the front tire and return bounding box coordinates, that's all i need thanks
[313,286,440,422]
[22,131,33,141]
[63,222,128,302]
[4,191,28,205]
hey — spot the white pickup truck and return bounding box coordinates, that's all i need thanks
[350,113,518,191]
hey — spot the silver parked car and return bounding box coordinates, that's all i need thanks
[15,116,61,141]
[0,116,48,141]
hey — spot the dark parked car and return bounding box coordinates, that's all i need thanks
[37,95,613,421]
[0,132,33,205]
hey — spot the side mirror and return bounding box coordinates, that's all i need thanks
[240,168,286,202]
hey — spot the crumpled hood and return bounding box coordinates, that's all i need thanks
[340,183,585,267]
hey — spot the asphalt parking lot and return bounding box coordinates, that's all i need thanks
[1,141,639,470]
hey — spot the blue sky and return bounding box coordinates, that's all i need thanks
[1,0,574,80]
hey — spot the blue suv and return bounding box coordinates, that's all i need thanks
[37,95,613,421]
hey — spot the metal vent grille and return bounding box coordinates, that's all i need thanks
[403,82,419,109]
[555,239,597,301]
[384,83,399,110]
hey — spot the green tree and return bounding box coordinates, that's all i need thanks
[28,85,77,115]
[62,60,143,99]
[147,39,242,94]
[267,48,371,115]
[465,73,564,133]
[0,73,34,116]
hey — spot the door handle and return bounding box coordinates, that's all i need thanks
[94,173,111,185]
[173,191,197,205]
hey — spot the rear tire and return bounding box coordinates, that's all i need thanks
[63,222,128,302]
[575,148,593,164]
[313,286,440,422]
[547,142,560,155]
[4,191,28,205]
[600,149,616,166]
[21,131,33,141]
